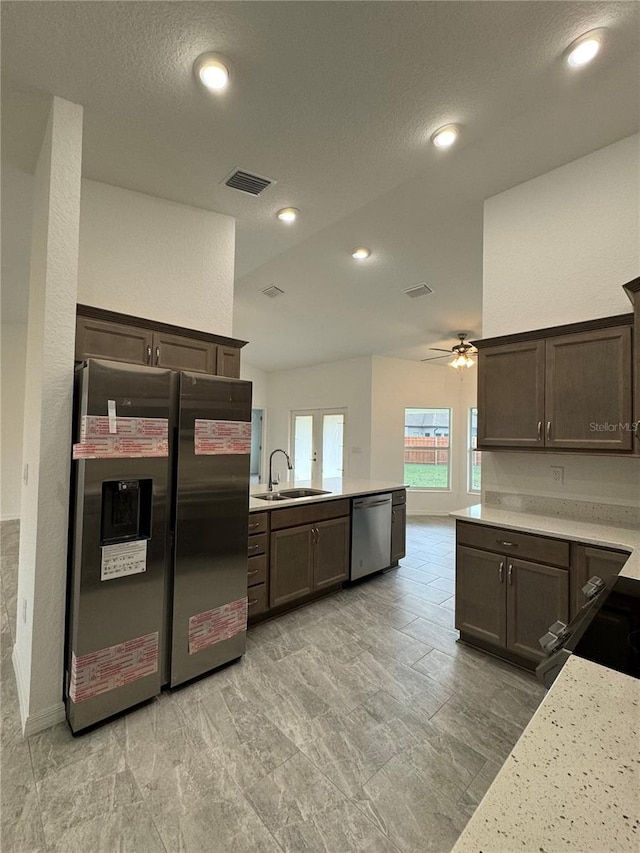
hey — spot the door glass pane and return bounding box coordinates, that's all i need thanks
[322,414,344,478]
[293,415,313,480]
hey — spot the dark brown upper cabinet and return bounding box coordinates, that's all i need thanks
[476,308,634,453]
[623,277,640,454]
[545,326,632,451]
[75,305,246,378]
[477,340,545,448]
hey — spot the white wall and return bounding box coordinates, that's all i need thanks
[15,97,83,735]
[266,357,373,483]
[483,135,639,338]
[78,180,235,336]
[240,362,269,409]
[0,325,28,519]
[482,135,640,509]
[371,356,478,515]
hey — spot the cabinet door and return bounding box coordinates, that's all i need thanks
[391,505,406,564]
[216,345,241,378]
[75,317,152,365]
[477,341,545,448]
[572,545,628,616]
[270,525,314,608]
[153,331,216,374]
[506,558,568,662]
[455,546,506,647]
[545,326,632,451]
[313,517,350,590]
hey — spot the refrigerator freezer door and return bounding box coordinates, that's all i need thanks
[66,359,172,733]
[170,372,252,686]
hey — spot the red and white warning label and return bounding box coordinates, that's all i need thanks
[69,631,159,703]
[73,436,169,460]
[73,416,169,460]
[188,598,248,655]
[194,419,251,455]
[81,415,168,440]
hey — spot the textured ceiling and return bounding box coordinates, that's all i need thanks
[2,2,639,369]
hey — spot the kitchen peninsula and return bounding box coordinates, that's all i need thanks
[247,478,407,622]
[451,504,640,853]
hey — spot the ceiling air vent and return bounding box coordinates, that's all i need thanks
[224,168,275,196]
[261,285,285,298]
[403,283,433,298]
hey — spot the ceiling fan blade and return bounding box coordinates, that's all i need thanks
[428,347,453,353]
[421,354,450,362]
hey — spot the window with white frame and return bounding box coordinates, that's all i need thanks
[404,407,451,489]
[468,407,481,492]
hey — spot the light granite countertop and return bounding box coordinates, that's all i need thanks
[453,656,640,853]
[249,477,406,512]
[450,504,640,852]
[451,504,640,581]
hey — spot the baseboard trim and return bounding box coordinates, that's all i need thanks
[12,645,66,736]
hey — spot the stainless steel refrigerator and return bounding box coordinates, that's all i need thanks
[65,358,251,733]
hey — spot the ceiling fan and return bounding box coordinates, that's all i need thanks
[421,333,478,369]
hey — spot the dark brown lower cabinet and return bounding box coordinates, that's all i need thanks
[506,558,569,662]
[456,545,569,664]
[270,516,349,608]
[572,545,629,616]
[270,525,314,608]
[314,517,350,589]
[391,504,406,564]
[455,546,506,648]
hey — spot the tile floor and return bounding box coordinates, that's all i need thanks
[1,516,546,852]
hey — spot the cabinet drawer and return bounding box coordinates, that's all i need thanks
[247,584,267,617]
[247,533,267,557]
[392,490,406,506]
[271,499,350,531]
[248,512,268,534]
[456,521,569,568]
[247,554,267,587]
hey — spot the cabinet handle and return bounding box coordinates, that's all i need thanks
[155,346,160,365]
[247,569,259,576]
[146,345,152,365]
[248,522,260,529]
[248,598,259,606]
[496,539,517,548]
[546,421,552,441]
[248,544,261,552]
[508,564,513,585]
[537,421,542,441]
[392,510,396,521]
[499,561,504,583]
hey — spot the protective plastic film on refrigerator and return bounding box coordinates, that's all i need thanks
[65,359,251,733]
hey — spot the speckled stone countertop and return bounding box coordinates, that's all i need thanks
[451,504,640,581]
[450,504,640,852]
[452,656,640,853]
[249,477,406,512]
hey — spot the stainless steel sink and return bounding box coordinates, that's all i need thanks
[252,488,331,502]
[278,488,331,498]
[253,493,289,501]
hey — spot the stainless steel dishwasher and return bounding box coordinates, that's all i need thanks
[350,493,392,581]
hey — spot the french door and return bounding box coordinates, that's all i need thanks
[292,409,346,481]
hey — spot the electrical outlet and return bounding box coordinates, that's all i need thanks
[551,466,564,485]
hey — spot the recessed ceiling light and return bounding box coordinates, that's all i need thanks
[431,124,459,149]
[565,29,605,67]
[194,53,230,91]
[277,208,299,223]
[352,247,371,260]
